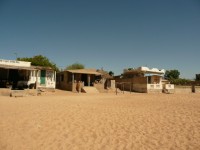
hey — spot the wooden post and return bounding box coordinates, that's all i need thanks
[192,84,195,93]
[130,83,131,94]
[123,83,124,94]
[116,83,118,95]
[72,73,74,83]
[88,74,90,86]
[36,70,38,89]
[72,73,74,92]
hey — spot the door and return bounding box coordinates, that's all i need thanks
[81,74,88,86]
[40,70,46,84]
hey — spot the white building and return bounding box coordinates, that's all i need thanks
[0,59,56,89]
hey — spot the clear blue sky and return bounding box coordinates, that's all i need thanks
[0,0,200,79]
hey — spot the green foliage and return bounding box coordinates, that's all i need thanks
[128,68,132,71]
[165,69,192,85]
[165,70,180,80]
[108,71,114,76]
[17,55,59,71]
[170,78,192,85]
[66,63,85,70]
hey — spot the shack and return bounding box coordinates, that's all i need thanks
[56,69,115,93]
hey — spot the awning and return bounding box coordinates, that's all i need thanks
[0,64,36,70]
[144,73,164,77]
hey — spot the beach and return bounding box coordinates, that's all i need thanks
[0,91,200,150]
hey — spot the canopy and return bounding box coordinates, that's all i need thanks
[0,64,36,70]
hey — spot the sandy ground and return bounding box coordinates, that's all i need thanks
[0,90,200,150]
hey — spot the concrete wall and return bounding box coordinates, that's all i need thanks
[0,88,11,96]
[94,83,105,93]
[28,70,56,89]
[175,86,200,93]
[56,72,73,91]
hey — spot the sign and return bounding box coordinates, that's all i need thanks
[0,59,31,67]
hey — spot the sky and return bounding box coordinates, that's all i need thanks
[0,0,200,79]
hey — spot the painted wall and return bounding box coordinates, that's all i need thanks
[0,59,31,67]
[28,70,56,88]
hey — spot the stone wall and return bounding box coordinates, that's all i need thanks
[0,88,11,96]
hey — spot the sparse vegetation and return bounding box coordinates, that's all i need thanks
[66,63,85,70]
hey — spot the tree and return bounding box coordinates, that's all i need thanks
[165,70,180,80]
[66,63,85,70]
[108,71,114,76]
[17,55,59,71]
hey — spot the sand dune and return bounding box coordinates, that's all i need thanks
[0,91,200,150]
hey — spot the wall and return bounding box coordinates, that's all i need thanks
[56,72,73,91]
[29,70,56,89]
[45,70,56,88]
[175,86,200,93]
[110,80,115,89]
[0,59,31,67]
[116,77,147,93]
[147,84,162,93]
[94,83,105,93]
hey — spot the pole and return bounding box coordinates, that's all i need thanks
[116,85,117,95]
[123,83,124,94]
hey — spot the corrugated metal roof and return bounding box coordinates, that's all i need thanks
[67,69,102,75]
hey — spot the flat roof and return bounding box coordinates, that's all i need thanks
[0,64,36,70]
[66,69,102,75]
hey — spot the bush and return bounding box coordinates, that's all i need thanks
[170,78,192,85]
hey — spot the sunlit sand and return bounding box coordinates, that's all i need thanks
[0,90,200,150]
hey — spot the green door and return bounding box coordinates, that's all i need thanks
[40,70,46,84]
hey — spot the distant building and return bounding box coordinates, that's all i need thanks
[115,66,174,93]
[0,59,56,89]
[196,74,200,81]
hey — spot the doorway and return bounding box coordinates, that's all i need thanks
[81,74,88,86]
[40,70,46,84]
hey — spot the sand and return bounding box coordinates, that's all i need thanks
[0,91,200,150]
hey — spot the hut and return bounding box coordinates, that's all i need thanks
[56,69,115,93]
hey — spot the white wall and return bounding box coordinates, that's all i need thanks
[28,70,56,88]
[0,59,31,67]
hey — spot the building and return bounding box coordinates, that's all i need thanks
[56,69,115,93]
[196,74,200,81]
[0,59,56,89]
[115,66,174,93]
